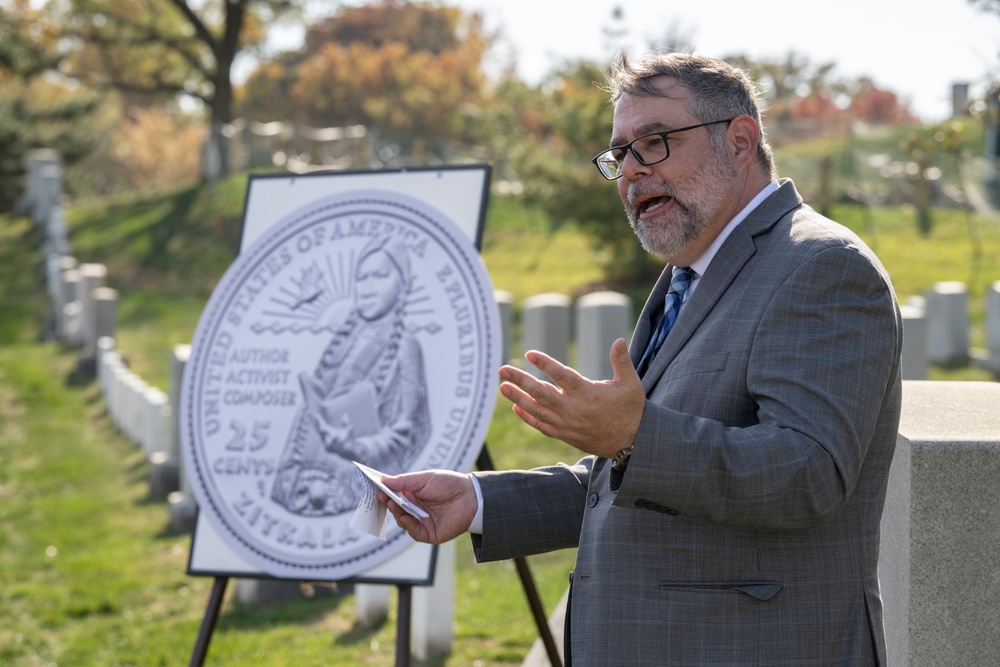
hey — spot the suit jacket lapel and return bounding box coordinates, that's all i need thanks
[638,180,803,390]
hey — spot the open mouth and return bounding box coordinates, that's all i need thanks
[638,194,672,216]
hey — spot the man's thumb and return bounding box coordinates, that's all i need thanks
[610,338,637,379]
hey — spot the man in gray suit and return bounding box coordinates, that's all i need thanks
[383,50,902,666]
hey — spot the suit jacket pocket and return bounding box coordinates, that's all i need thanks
[653,580,782,664]
[658,580,782,600]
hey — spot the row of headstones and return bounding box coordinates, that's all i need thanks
[906,280,1000,377]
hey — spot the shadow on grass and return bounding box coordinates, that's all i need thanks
[215,582,354,632]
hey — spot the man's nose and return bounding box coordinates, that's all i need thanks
[618,148,652,180]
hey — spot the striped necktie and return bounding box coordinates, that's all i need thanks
[636,266,695,377]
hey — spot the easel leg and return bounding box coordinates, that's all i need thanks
[395,583,412,667]
[189,576,229,667]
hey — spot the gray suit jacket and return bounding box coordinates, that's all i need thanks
[474,180,902,666]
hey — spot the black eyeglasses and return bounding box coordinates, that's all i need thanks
[591,119,734,180]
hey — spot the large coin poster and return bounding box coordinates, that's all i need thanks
[180,168,499,581]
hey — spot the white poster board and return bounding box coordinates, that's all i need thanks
[184,165,495,584]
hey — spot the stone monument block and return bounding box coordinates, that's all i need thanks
[879,381,1000,666]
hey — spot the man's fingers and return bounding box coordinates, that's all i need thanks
[499,378,562,428]
[498,363,550,395]
[524,349,584,389]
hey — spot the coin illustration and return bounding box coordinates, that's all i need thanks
[180,189,500,580]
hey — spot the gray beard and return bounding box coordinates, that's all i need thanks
[625,183,713,260]
[625,151,737,261]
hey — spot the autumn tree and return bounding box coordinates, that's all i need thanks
[238,0,492,162]
[37,0,312,176]
[849,79,916,125]
[0,0,101,212]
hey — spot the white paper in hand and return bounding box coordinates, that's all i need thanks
[350,464,388,540]
[350,462,429,541]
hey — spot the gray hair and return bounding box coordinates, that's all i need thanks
[603,50,776,178]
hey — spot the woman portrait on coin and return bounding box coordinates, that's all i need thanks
[271,234,432,516]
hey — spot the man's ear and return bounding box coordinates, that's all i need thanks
[728,115,760,166]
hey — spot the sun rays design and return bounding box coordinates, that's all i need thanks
[249,246,440,335]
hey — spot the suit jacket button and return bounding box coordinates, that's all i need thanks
[666,508,678,516]
[588,492,599,507]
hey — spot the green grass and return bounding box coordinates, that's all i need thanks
[2,162,999,665]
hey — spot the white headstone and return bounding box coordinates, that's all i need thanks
[125,372,148,446]
[576,291,633,381]
[987,281,1000,358]
[924,281,968,365]
[520,293,571,382]
[142,387,169,459]
[45,205,69,256]
[354,584,391,627]
[900,304,928,381]
[63,301,83,347]
[412,540,455,660]
[24,149,61,226]
[110,362,129,431]
[53,256,78,339]
[494,290,513,366]
[61,269,82,345]
[77,264,107,356]
[168,345,197,532]
[96,337,117,394]
[93,287,118,359]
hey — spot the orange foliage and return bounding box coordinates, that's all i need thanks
[78,105,207,195]
[791,91,843,121]
[851,85,917,125]
[240,2,490,148]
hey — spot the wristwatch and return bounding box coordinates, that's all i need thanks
[610,446,633,471]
